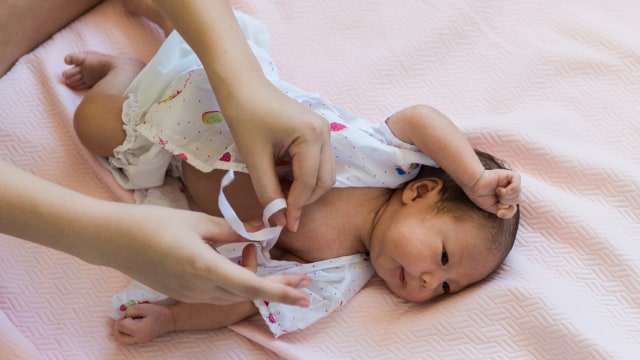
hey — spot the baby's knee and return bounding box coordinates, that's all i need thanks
[72,95,126,157]
[73,99,101,152]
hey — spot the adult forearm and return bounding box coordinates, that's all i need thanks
[1,162,311,306]
[0,161,127,266]
[0,162,215,294]
[150,0,268,103]
[151,0,336,231]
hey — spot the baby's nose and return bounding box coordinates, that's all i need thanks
[420,272,442,291]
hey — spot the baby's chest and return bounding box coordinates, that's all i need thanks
[276,228,356,263]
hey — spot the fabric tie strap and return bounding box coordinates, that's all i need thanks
[217,170,285,252]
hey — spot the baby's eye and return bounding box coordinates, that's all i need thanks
[442,281,450,294]
[441,247,448,265]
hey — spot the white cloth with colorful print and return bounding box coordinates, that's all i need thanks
[106,11,437,191]
[108,171,375,337]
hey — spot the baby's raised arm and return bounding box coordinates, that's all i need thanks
[385,105,520,218]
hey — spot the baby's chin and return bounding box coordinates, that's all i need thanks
[399,288,455,304]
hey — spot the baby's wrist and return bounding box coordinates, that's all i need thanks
[461,168,486,194]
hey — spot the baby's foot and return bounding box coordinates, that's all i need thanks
[62,51,118,90]
[111,303,175,345]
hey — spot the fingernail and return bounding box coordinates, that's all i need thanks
[298,278,310,289]
[295,298,310,307]
[290,218,300,232]
[272,211,287,227]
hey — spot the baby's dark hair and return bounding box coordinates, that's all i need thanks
[413,150,519,264]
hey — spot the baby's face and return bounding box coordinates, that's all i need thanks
[368,209,499,303]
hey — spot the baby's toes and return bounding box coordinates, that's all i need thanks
[62,73,84,88]
[64,52,89,66]
[61,65,80,79]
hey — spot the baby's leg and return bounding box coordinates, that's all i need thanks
[112,301,257,344]
[62,51,144,157]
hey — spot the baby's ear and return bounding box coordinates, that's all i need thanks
[401,178,443,204]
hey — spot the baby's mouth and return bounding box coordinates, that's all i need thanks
[400,268,406,288]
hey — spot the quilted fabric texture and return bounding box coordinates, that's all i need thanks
[1,0,639,359]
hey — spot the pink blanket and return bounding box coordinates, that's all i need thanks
[1,0,639,358]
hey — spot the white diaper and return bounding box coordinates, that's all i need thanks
[105,11,275,190]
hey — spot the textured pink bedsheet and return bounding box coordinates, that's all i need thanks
[1,0,639,358]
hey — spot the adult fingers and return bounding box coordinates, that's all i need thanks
[306,134,336,203]
[244,152,288,227]
[286,149,320,232]
[265,273,310,291]
[197,214,252,246]
[240,244,258,272]
[246,273,311,307]
[286,133,334,232]
[194,249,310,306]
[213,260,310,307]
[183,202,312,306]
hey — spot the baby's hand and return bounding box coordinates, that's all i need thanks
[111,303,174,345]
[466,169,521,218]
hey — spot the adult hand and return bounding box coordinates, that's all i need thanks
[150,0,336,232]
[223,81,335,232]
[104,203,311,306]
[0,161,310,307]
